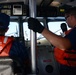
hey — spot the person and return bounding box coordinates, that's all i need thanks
[60,23,68,37]
[60,23,67,33]
[27,7,76,75]
[0,13,30,75]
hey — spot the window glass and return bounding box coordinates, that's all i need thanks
[23,21,71,40]
[23,22,44,40]
[23,22,30,40]
[5,22,19,37]
[48,21,70,35]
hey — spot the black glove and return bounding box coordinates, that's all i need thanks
[28,17,44,33]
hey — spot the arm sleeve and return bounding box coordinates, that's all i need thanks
[65,28,76,49]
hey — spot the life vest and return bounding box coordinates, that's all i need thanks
[0,36,14,56]
[54,29,76,67]
[0,36,15,75]
[64,29,72,35]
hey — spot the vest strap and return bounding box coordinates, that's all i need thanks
[0,36,13,56]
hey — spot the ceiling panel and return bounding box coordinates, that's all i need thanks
[0,0,75,7]
[67,0,76,6]
[36,0,43,5]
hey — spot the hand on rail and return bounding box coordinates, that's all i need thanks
[28,17,44,33]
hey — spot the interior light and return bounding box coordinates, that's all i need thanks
[50,1,60,7]
[60,9,65,12]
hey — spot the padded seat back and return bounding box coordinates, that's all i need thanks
[0,57,14,75]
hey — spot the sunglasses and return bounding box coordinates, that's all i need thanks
[65,15,70,20]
